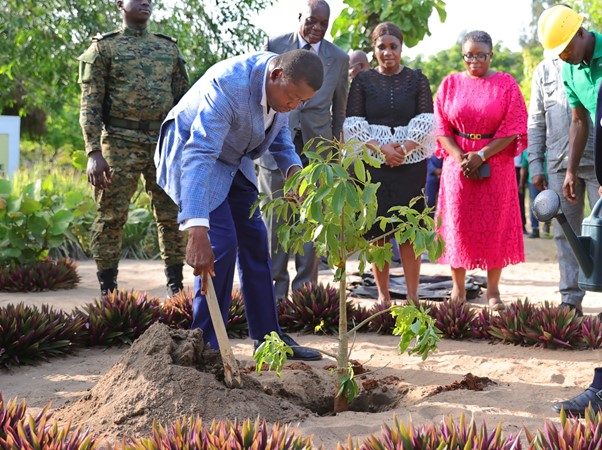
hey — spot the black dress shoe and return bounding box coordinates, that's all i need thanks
[559,302,584,317]
[528,229,540,239]
[553,386,602,416]
[254,333,322,361]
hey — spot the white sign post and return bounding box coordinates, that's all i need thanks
[0,116,21,178]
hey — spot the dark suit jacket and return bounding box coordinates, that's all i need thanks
[257,32,349,170]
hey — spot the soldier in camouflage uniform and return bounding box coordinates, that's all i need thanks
[78,0,188,295]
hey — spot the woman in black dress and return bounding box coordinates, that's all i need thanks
[344,22,435,301]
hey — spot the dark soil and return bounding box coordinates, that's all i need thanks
[431,373,496,395]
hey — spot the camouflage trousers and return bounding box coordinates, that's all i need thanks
[91,135,185,270]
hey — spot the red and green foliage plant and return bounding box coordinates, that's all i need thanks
[428,298,476,340]
[124,417,314,450]
[278,283,354,335]
[227,289,249,339]
[581,315,602,349]
[471,307,492,340]
[0,258,80,292]
[340,415,522,449]
[0,393,95,449]
[160,289,194,329]
[526,407,602,449]
[365,299,397,335]
[160,288,249,339]
[75,290,161,347]
[489,300,585,349]
[0,394,28,437]
[0,303,85,368]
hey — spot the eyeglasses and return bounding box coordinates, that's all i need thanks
[463,52,491,62]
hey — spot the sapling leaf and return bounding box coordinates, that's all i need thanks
[392,305,441,360]
[336,363,360,403]
[253,331,293,377]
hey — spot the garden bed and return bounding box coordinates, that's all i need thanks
[1,238,602,447]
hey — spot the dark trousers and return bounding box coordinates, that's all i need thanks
[190,171,281,349]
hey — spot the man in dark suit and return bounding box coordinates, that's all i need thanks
[257,0,349,301]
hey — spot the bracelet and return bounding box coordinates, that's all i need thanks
[477,149,487,161]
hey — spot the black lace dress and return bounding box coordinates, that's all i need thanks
[345,67,433,239]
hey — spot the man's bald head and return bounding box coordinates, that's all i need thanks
[349,50,370,79]
[298,0,330,45]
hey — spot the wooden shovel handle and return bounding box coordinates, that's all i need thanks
[205,277,242,388]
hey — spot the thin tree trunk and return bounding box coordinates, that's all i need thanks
[334,217,349,413]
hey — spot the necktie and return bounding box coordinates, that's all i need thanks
[302,43,312,51]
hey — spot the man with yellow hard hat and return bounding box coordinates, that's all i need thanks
[538,5,601,203]
[538,4,602,418]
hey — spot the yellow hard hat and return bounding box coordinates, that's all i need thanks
[537,5,584,56]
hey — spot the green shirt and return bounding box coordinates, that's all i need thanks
[562,31,602,123]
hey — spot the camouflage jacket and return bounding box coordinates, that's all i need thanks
[78,25,189,154]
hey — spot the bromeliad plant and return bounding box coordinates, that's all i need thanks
[253,139,444,412]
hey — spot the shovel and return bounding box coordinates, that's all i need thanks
[205,276,243,388]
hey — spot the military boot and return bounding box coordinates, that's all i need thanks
[97,268,118,296]
[165,263,184,296]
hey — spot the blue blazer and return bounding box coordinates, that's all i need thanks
[154,52,302,223]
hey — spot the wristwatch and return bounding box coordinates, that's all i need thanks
[477,149,487,161]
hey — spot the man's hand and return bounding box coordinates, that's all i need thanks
[532,174,547,191]
[186,226,215,295]
[598,185,602,197]
[563,170,578,203]
[381,143,405,166]
[87,151,112,190]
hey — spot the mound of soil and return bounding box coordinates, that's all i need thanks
[58,323,410,443]
[57,323,312,443]
[431,373,496,395]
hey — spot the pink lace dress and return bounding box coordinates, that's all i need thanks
[434,72,527,270]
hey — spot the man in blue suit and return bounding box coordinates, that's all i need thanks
[155,49,323,360]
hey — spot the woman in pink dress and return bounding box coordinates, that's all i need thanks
[434,30,527,310]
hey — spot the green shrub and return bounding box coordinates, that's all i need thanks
[0,179,83,265]
[0,258,80,292]
[11,166,96,260]
[0,303,85,368]
[123,417,314,449]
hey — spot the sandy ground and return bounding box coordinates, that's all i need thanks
[1,236,602,447]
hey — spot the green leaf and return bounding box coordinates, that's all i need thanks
[20,198,42,214]
[71,150,88,171]
[336,363,360,403]
[0,179,11,195]
[253,331,293,377]
[332,183,345,215]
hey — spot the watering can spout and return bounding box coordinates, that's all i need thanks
[532,190,594,277]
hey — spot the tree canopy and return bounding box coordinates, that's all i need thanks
[331,0,446,52]
[0,0,273,145]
